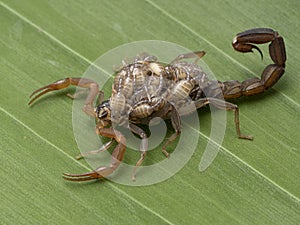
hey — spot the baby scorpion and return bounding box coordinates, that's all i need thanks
[29,28,286,182]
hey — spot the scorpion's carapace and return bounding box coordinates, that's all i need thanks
[29,28,286,182]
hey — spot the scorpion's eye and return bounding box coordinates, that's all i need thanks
[96,101,111,120]
[96,107,110,120]
[99,110,108,119]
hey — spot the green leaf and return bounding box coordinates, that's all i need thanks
[0,0,299,224]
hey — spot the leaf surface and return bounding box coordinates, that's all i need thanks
[0,0,299,224]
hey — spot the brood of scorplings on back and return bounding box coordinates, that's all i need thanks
[29,28,286,182]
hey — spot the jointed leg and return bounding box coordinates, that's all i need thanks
[75,139,114,160]
[170,51,206,64]
[129,123,148,181]
[162,104,181,157]
[206,98,253,140]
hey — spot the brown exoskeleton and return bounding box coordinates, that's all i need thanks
[29,28,286,182]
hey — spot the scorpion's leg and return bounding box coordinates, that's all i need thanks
[29,77,101,116]
[170,51,206,64]
[205,98,253,140]
[161,104,181,157]
[223,28,286,99]
[75,139,114,160]
[63,128,126,182]
[129,123,148,181]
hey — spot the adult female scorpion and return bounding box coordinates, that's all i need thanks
[29,28,286,181]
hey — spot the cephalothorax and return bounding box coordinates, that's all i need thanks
[29,28,286,182]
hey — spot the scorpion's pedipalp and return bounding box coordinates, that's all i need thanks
[64,128,126,182]
[29,77,99,117]
[29,78,73,105]
[28,88,56,105]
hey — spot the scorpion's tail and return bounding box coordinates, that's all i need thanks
[218,28,286,100]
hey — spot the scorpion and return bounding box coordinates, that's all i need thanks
[29,28,286,182]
